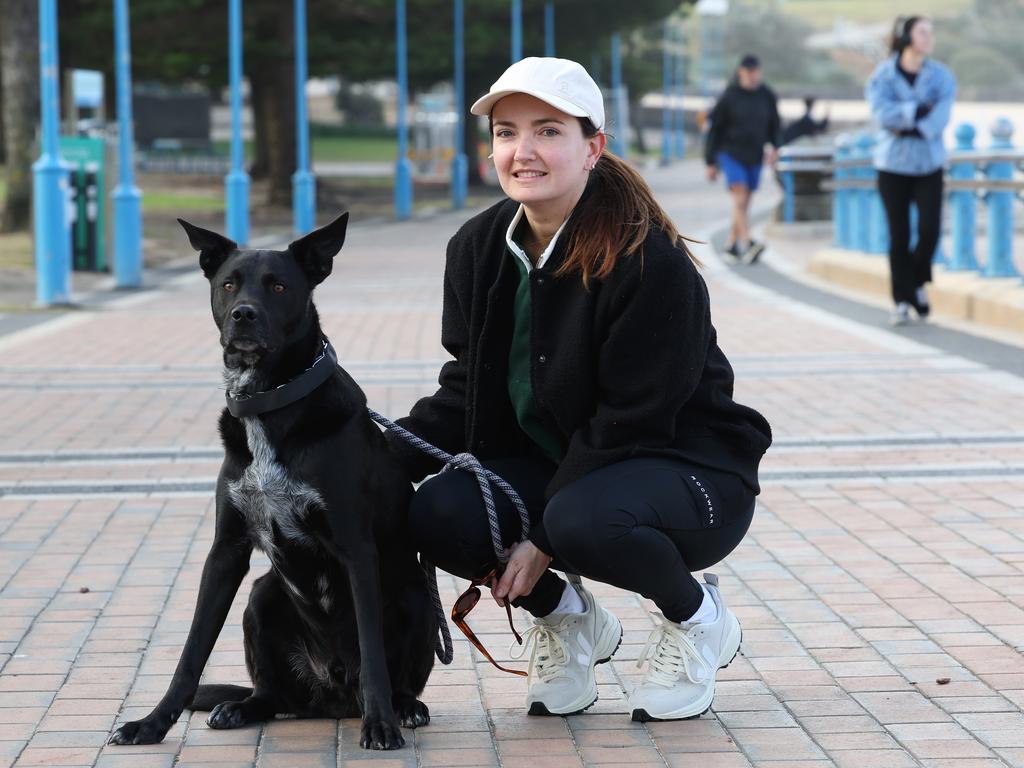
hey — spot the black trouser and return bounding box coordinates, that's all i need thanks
[408,456,756,623]
[877,168,944,305]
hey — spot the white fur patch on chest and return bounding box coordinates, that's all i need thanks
[228,417,323,560]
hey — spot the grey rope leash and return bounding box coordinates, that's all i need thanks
[367,409,532,666]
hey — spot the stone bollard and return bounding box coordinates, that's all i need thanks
[948,123,978,271]
[983,118,1017,277]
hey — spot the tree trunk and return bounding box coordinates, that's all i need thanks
[631,99,647,157]
[464,71,490,188]
[249,74,271,180]
[0,0,40,232]
[249,2,294,206]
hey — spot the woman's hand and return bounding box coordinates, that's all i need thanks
[492,541,553,606]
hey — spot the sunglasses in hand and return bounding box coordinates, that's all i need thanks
[451,566,527,676]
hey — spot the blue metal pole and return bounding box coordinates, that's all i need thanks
[781,169,795,223]
[112,0,143,288]
[394,0,414,220]
[32,0,70,305]
[948,123,978,271]
[610,34,626,158]
[984,118,1016,277]
[225,0,250,245]
[852,133,872,252]
[661,22,672,166]
[674,25,685,159]
[832,137,847,248]
[292,0,316,235]
[511,0,522,63]
[544,2,555,57]
[450,0,468,210]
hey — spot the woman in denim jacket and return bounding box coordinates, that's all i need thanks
[866,16,956,326]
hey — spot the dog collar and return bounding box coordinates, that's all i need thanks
[225,339,337,418]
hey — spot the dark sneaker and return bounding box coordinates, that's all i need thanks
[722,242,740,265]
[913,286,930,320]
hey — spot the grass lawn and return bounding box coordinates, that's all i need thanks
[211,135,399,164]
[142,189,224,211]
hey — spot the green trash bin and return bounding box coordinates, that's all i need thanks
[59,136,107,272]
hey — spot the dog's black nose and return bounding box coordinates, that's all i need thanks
[231,304,258,323]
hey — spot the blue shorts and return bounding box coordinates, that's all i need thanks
[717,151,762,191]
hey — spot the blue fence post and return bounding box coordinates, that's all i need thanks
[661,21,672,166]
[33,0,70,305]
[673,24,685,159]
[948,123,978,271]
[225,0,250,245]
[450,0,468,210]
[394,0,413,220]
[112,0,143,288]
[984,118,1017,277]
[610,34,626,158]
[832,135,850,249]
[511,0,522,63]
[852,133,872,252]
[781,167,795,224]
[292,0,316,235]
[544,2,555,57]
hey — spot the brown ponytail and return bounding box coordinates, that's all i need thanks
[559,120,701,286]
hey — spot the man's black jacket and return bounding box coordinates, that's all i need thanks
[705,82,782,167]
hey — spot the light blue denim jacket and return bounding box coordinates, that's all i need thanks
[865,56,957,176]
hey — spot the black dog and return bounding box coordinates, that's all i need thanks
[109,213,435,750]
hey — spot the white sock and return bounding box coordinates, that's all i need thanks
[549,582,586,616]
[683,584,718,625]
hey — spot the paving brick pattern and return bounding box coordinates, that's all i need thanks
[1,161,1022,767]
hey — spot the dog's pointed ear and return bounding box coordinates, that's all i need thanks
[287,212,348,287]
[178,219,239,278]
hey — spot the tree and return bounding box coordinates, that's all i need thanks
[0,0,40,232]
[53,0,689,204]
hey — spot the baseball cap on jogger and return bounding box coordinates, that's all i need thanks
[470,57,606,132]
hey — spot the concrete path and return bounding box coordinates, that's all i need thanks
[1,160,1023,768]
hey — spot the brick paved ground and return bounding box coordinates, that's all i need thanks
[1,160,1023,767]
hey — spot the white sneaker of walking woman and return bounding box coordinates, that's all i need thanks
[512,583,622,715]
[629,573,742,722]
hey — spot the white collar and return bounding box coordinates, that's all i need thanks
[505,203,570,271]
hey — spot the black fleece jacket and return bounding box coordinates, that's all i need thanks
[388,196,772,554]
[704,82,782,168]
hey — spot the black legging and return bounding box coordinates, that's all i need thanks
[408,456,756,623]
[878,168,944,305]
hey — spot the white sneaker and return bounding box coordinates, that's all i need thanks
[513,583,622,716]
[629,573,742,722]
[890,302,912,326]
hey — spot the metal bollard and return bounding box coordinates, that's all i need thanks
[948,123,978,271]
[983,118,1017,277]
[781,166,795,224]
[833,134,852,248]
[853,133,873,252]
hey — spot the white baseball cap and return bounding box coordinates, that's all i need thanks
[470,57,606,131]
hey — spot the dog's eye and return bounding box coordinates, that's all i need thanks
[223,281,235,292]
[273,283,286,294]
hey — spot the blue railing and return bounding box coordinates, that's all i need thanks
[777,121,1024,280]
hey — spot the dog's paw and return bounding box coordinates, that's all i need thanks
[207,701,247,730]
[395,697,430,728]
[108,714,170,745]
[359,715,405,750]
